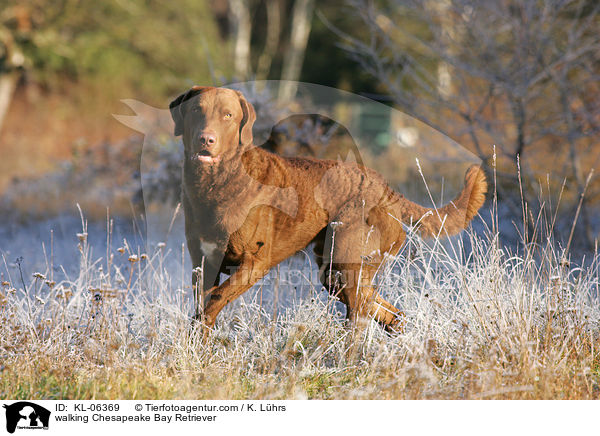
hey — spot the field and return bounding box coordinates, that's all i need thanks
[1,0,598,406]
[1,191,599,400]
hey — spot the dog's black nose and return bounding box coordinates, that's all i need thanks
[199,132,217,146]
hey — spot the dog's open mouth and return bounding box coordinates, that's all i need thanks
[193,150,221,164]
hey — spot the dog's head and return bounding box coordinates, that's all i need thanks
[169,86,256,164]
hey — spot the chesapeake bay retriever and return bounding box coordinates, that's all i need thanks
[169,86,487,332]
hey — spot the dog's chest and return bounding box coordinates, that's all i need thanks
[189,179,298,234]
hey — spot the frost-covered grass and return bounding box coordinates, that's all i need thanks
[1,205,600,400]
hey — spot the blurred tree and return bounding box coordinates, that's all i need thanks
[226,0,316,102]
[278,0,314,101]
[0,0,225,134]
[302,4,382,94]
[255,0,281,80]
[224,0,382,96]
[230,0,253,78]
[0,5,27,134]
[341,0,600,248]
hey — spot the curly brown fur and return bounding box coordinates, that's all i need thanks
[170,86,488,334]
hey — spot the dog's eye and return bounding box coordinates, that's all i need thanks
[224,113,232,119]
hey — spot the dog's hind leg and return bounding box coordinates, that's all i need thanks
[327,220,404,332]
[328,263,401,331]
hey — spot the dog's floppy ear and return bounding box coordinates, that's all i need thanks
[236,91,256,147]
[169,86,210,136]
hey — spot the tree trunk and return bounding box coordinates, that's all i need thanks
[229,0,252,79]
[256,0,281,80]
[560,87,594,248]
[0,72,18,137]
[429,0,454,98]
[278,0,314,102]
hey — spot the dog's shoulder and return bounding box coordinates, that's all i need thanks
[240,146,294,188]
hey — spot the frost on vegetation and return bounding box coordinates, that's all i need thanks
[1,212,599,399]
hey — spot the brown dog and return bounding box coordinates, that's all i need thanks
[169,86,487,332]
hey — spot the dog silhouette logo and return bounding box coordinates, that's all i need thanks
[2,402,50,433]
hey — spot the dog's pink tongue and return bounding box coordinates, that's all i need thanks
[197,155,220,164]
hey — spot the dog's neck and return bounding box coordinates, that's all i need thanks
[183,145,279,204]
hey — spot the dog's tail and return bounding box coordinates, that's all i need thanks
[396,165,488,238]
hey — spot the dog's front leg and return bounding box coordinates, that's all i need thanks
[200,256,270,331]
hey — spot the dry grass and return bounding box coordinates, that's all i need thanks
[1,196,600,400]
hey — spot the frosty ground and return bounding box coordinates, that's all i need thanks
[1,200,599,400]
